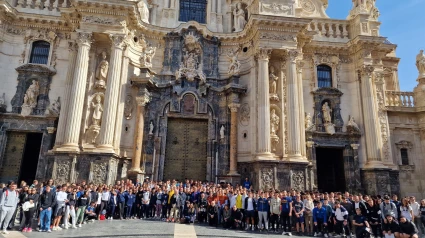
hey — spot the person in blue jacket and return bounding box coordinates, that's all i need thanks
[313,201,329,237]
[257,192,269,232]
[108,190,118,220]
[125,189,136,219]
[117,188,127,220]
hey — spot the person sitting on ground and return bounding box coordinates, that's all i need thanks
[230,205,243,229]
[85,201,97,222]
[383,212,400,238]
[353,208,370,238]
[399,215,419,238]
[223,204,232,229]
[208,201,218,227]
[313,199,328,237]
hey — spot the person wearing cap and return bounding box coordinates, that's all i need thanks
[383,212,400,238]
[381,195,398,223]
[399,215,419,238]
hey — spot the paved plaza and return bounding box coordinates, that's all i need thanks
[0,220,297,238]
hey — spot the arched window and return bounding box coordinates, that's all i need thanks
[179,0,207,24]
[29,41,50,65]
[400,148,409,165]
[317,65,332,88]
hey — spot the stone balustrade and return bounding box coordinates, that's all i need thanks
[386,91,415,107]
[8,0,69,14]
[309,19,349,42]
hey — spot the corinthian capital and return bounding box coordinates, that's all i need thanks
[228,103,240,113]
[68,41,78,52]
[360,65,375,77]
[135,88,151,106]
[110,34,126,49]
[256,48,272,61]
[287,50,299,62]
[76,32,92,47]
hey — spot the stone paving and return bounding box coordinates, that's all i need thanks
[0,219,303,238]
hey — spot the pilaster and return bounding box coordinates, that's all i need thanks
[228,103,240,176]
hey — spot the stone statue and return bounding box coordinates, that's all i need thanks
[45,97,61,116]
[416,50,425,79]
[91,94,103,126]
[270,109,280,136]
[226,49,241,76]
[322,102,332,123]
[220,125,225,139]
[141,46,156,68]
[0,93,6,113]
[269,66,279,94]
[233,3,247,32]
[149,121,154,135]
[21,80,40,116]
[305,113,313,129]
[95,52,109,89]
[138,0,150,24]
[347,115,360,131]
[352,0,365,7]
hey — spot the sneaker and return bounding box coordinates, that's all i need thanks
[245,226,250,231]
[324,234,329,238]
[2,230,9,234]
[319,232,323,236]
[56,226,62,230]
[252,226,255,231]
[288,232,293,236]
[78,224,82,228]
[282,232,287,235]
[22,228,28,232]
[28,228,32,233]
[47,229,52,233]
[71,226,77,229]
[37,228,42,232]
[315,232,318,237]
[64,226,68,230]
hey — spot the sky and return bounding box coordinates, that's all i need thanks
[326,0,425,91]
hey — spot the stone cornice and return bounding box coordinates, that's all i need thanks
[15,64,57,76]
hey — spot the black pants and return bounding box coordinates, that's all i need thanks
[270,214,279,230]
[161,204,168,218]
[141,204,150,218]
[209,214,217,226]
[99,201,108,215]
[335,220,351,236]
[370,223,382,237]
[281,212,291,232]
[198,211,207,223]
[23,209,35,228]
[314,218,327,233]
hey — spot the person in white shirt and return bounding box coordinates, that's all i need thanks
[99,188,110,219]
[410,196,421,235]
[244,192,256,231]
[52,185,67,231]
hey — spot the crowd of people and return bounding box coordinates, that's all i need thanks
[0,177,424,238]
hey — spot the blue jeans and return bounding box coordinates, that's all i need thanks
[40,208,52,231]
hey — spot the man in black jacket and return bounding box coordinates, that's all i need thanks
[399,216,419,238]
[230,205,243,229]
[383,212,400,238]
[39,185,56,232]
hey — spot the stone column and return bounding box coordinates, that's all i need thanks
[113,48,130,153]
[256,49,273,159]
[351,144,362,192]
[60,32,92,151]
[53,41,78,149]
[129,91,151,175]
[360,66,384,167]
[297,61,307,158]
[97,34,126,152]
[286,50,303,160]
[228,103,240,175]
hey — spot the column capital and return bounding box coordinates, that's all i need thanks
[256,48,272,61]
[359,65,375,77]
[76,32,92,47]
[296,61,305,73]
[306,141,315,148]
[68,41,78,52]
[109,34,126,49]
[351,144,360,150]
[374,72,385,84]
[135,89,151,107]
[228,103,240,112]
[287,50,299,62]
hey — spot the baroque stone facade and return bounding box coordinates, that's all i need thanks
[0,0,423,197]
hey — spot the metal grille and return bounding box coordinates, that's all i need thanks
[317,65,332,88]
[29,41,50,65]
[179,0,207,24]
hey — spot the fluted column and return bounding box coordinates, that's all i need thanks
[113,48,130,153]
[256,49,273,158]
[129,92,151,173]
[359,65,385,167]
[297,61,307,158]
[286,50,302,160]
[228,103,240,175]
[97,34,125,152]
[60,33,92,151]
[53,41,78,150]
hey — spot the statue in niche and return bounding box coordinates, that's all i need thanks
[270,109,280,136]
[233,3,247,32]
[322,102,332,124]
[226,49,241,76]
[416,50,425,78]
[45,97,61,116]
[91,94,103,126]
[21,80,39,116]
[149,121,154,135]
[269,66,279,94]
[305,113,314,130]
[141,46,156,68]
[347,115,360,131]
[220,125,225,139]
[95,52,109,89]
[138,0,150,24]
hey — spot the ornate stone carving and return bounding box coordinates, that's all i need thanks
[46,127,56,134]
[92,161,108,185]
[220,125,225,139]
[269,66,279,101]
[347,115,361,133]
[82,16,124,25]
[138,0,150,23]
[270,109,280,136]
[300,0,315,13]
[416,50,425,79]
[261,2,292,15]
[140,46,156,68]
[124,95,134,120]
[0,93,6,113]
[260,33,297,42]
[91,94,103,126]
[175,32,206,84]
[149,121,154,135]
[21,80,40,116]
[77,32,93,47]
[292,170,305,191]
[395,140,413,149]
[256,48,271,61]
[261,168,274,190]
[239,103,250,126]
[312,88,344,134]
[95,51,109,89]
[55,160,71,185]
[288,50,299,62]
[322,102,335,135]
[45,97,61,116]
[233,3,247,32]
[85,93,104,144]
[374,72,391,162]
[305,112,315,131]
[226,49,241,77]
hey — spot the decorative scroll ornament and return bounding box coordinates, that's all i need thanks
[261,2,291,15]
[82,16,124,25]
[261,168,274,190]
[175,32,206,84]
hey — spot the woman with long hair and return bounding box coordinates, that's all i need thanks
[400,197,414,222]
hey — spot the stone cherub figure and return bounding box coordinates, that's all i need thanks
[95,51,109,89]
[347,115,360,131]
[141,46,156,68]
[226,49,241,76]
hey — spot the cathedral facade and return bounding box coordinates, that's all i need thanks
[0,0,424,197]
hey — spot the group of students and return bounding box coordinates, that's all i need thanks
[0,177,424,238]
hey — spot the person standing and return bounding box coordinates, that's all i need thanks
[313,201,328,237]
[293,195,305,235]
[39,185,56,233]
[411,196,423,237]
[257,191,269,232]
[0,182,19,234]
[269,192,281,233]
[281,190,293,236]
[244,191,256,231]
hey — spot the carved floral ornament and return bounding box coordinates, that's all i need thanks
[256,49,271,61]
[110,34,126,49]
[82,15,125,26]
[395,140,413,150]
[77,32,93,47]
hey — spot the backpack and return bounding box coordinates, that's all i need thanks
[5,190,19,197]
